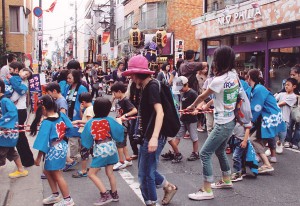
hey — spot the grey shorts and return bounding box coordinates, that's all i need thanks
[176,121,198,142]
[0,147,19,166]
[249,131,265,154]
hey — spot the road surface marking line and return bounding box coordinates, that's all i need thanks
[285,148,300,153]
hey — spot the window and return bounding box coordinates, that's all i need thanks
[234,31,267,45]
[125,13,133,29]
[270,27,291,40]
[206,0,249,12]
[10,6,20,32]
[140,2,167,30]
[117,26,123,44]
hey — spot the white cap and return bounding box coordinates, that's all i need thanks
[174,76,188,91]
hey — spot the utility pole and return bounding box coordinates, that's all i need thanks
[38,0,42,73]
[74,0,78,60]
[2,0,6,52]
[109,0,114,57]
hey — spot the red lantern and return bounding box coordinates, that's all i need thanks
[129,27,141,47]
[156,29,167,48]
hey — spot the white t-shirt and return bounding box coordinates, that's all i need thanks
[171,71,180,95]
[275,92,297,123]
[0,65,9,80]
[78,105,94,133]
[10,80,28,110]
[209,71,238,124]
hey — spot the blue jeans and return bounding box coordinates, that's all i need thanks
[200,120,235,182]
[138,137,167,205]
[278,121,288,144]
[232,138,246,173]
[286,119,300,146]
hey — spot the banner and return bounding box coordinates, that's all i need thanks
[28,74,42,112]
[102,32,110,44]
[45,0,57,12]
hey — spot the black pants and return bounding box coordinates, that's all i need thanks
[128,119,139,156]
[16,109,34,167]
[91,86,99,98]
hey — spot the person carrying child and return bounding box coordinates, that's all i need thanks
[72,92,95,178]
[0,79,28,178]
[31,95,75,206]
[81,97,124,205]
[111,81,137,170]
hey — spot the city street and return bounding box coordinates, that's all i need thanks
[2,129,300,206]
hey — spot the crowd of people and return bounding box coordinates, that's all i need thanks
[0,46,299,206]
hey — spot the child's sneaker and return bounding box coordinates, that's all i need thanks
[171,153,183,163]
[113,162,124,171]
[109,190,119,202]
[292,144,299,150]
[94,191,113,206]
[72,170,87,178]
[265,149,271,156]
[43,194,62,205]
[8,170,28,178]
[161,150,174,160]
[162,184,177,205]
[231,173,243,182]
[188,189,214,200]
[53,198,75,206]
[276,142,283,154]
[62,161,77,172]
[269,156,277,163]
[211,180,233,189]
[258,165,274,174]
[284,142,291,148]
[119,160,133,169]
[187,152,200,161]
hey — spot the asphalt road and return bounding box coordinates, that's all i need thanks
[42,131,300,206]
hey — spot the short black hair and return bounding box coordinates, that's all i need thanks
[93,97,112,118]
[7,53,17,63]
[0,79,5,94]
[117,62,124,68]
[58,69,69,82]
[135,73,151,80]
[286,77,298,86]
[291,64,300,74]
[161,62,170,71]
[70,69,82,84]
[111,81,127,93]
[185,50,195,60]
[79,92,92,103]
[46,82,61,93]
[67,60,81,70]
[213,45,235,76]
[9,62,24,72]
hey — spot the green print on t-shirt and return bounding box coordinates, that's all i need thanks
[223,85,238,104]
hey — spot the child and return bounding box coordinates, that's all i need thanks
[275,78,297,151]
[72,92,94,178]
[111,81,137,170]
[81,97,124,205]
[230,122,251,182]
[5,62,32,98]
[0,79,28,178]
[46,82,68,115]
[31,95,75,206]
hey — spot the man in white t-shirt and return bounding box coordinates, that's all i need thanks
[0,54,17,80]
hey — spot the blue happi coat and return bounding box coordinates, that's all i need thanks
[4,76,28,98]
[59,80,68,97]
[0,96,18,147]
[81,117,124,168]
[249,84,285,138]
[65,84,88,137]
[245,140,258,175]
[33,112,73,170]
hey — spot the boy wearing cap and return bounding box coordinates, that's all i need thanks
[173,76,200,162]
[123,55,177,206]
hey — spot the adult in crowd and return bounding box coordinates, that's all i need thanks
[65,69,88,162]
[122,55,177,206]
[66,60,89,92]
[187,46,238,201]
[112,62,126,83]
[156,62,171,87]
[91,62,100,98]
[0,53,17,79]
[57,69,69,97]
[179,50,208,93]
[9,62,34,167]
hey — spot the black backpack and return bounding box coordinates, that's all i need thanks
[154,79,180,137]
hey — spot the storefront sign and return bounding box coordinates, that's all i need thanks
[29,74,42,111]
[217,6,262,27]
[175,39,184,52]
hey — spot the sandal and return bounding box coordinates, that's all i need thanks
[258,165,274,174]
[162,184,177,205]
[72,170,87,178]
[130,155,138,160]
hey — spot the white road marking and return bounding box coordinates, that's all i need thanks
[118,169,161,206]
[285,148,300,153]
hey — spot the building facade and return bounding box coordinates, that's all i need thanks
[192,0,300,92]
[0,0,34,61]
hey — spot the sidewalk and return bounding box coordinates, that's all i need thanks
[0,112,43,206]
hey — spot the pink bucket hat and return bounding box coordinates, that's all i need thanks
[122,55,155,76]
